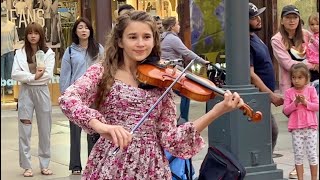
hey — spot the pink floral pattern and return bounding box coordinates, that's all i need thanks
[59,63,205,180]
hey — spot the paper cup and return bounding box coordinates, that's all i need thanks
[36,50,45,67]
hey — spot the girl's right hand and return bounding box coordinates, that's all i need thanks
[294,95,300,105]
[89,119,132,150]
[35,67,45,80]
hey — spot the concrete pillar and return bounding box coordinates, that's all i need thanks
[177,0,191,48]
[94,0,112,45]
[81,0,92,21]
[206,0,284,179]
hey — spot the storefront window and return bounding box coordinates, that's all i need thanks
[111,0,178,22]
[56,0,79,72]
[136,0,178,17]
[1,0,79,105]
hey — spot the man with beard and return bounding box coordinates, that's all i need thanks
[249,3,283,153]
[153,16,163,34]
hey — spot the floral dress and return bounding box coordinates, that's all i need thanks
[59,63,205,180]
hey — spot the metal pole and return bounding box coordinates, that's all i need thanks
[206,0,285,179]
[225,0,250,86]
[95,0,112,45]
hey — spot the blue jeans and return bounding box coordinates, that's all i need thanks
[1,51,14,90]
[174,90,190,121]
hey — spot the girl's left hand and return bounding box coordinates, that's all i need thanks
[215,90,244,114]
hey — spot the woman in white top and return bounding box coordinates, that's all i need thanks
[11,22,55,177]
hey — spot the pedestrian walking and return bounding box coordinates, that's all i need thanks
[160,16,209,121]
[58,10,244,179]
[248,2,283,153]
[271,5,319,178]
[283,63,319,180]
[59,17,104,175]
[11,22,55,177]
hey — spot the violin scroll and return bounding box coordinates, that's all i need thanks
[240,104,262,122]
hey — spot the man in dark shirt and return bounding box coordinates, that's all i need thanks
[249,3,284,153]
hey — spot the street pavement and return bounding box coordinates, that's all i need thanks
[1,98,319,180]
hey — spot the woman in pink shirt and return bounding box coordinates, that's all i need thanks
[283,63,319,180]
[271,5,319,95]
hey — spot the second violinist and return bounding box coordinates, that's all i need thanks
[58,11,244,179]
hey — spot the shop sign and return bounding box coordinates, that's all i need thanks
[5,8,45,28]
[1,76,60,87]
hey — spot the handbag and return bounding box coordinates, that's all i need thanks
[198,145,246,180]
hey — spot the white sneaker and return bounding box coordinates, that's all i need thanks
[289,169,298,179]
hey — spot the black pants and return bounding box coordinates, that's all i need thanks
[69,121,100,171]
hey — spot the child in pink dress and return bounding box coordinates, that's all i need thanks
[306,12,319,65]
[283,63,319,180]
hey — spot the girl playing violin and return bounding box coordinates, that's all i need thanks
[59,10,244,179]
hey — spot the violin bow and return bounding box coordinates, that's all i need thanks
[111,58,197,156]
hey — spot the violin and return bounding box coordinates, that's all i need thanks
[111,60,262,156]
[137,63,262,122]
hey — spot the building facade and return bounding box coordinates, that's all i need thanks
[1,0,318,106]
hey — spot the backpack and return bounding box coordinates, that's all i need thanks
[165,151,195,180]
[165,117,196,180]
[198,145,246,180]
